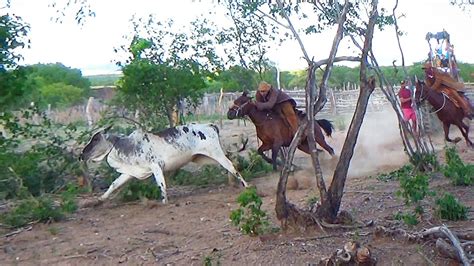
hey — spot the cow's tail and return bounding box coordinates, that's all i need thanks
[316,119,334,137]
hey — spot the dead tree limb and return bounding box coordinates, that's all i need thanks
[439,225,471,266]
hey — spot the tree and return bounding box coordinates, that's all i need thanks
[24,63,91,109]
[221,0,403,225]
[0,13,30,110]
[0,13,29,68]
[216,65,257,92]
[114,16,222,129]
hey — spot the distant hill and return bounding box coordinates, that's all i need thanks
[86,73,122,86]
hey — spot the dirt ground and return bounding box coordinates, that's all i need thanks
[1,111,473,265]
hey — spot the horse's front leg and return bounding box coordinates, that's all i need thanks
[443,123,453,142]
[271,145,282,171]
[257,145,273,164]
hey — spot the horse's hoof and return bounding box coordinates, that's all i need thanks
[453,137,462,143]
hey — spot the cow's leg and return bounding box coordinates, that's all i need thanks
[99,174,133,201]
[200,151,249,188]
[151,167,168,203]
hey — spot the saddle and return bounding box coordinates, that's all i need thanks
[439,87,474,118]
[440,87,461,108]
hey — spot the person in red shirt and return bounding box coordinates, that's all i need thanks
[398,80,417,134]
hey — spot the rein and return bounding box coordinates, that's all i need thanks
[230,100,250,117]
[419,84,447,114]
[429,93,447,114]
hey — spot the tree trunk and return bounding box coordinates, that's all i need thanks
[319,76,376,221]
[318,0,378,222]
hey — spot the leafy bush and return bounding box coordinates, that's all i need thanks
[230,187,269,236]
[232,149,273,180]
[396,173,433,205]
[377,164,413,182]
[394,211,419,226]
[443,146,474,186]
[0,183,81,228]
[119,178,162,202]
[60,184,79,213]
[170,165,227,187]
[435,193,468,221]
[0,107,84,199]
[395,172,434,225]
[1,196,64,228]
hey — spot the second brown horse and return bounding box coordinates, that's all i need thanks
[227,91,335,170]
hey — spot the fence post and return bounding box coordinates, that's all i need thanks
[86,97,95,128]
[329,88,337,115]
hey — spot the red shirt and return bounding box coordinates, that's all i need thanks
[398,87,412,109]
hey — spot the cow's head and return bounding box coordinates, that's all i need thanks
[79,125,114,162]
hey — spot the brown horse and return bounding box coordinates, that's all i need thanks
[414,80,472,147]
[227,91,335,170]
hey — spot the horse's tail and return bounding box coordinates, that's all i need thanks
[316,119,334,137]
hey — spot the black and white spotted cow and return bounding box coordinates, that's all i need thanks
[79,123,249,203]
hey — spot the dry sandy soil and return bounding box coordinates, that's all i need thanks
[1,111,473,265]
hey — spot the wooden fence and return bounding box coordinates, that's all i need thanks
[46,85,474,127]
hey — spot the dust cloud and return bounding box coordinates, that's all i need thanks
[322,109,409,178]
[221,108,411,180]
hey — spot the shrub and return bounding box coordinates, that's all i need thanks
[396,173,433,205]
[232,149,272,180]
[119,178,162,202]
[60,183,79,213]
[395,172,434,225]
[376,164,413,182]
[0,107,84,199]
[1,196,65,228]
[394,211,419,226]
[170,165,227,187]
[230,187,269,236]
[443,146,474,186]
[435,193,468,221]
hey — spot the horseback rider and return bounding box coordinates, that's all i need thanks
[422,61,473,118]
[255,81,299,136]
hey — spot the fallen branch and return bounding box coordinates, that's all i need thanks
[439,225,471,266]
[421,226,474,241]
[375,225,473,265]
[320,219,374,230]
[436,238,461,262]
[3,225,32,238]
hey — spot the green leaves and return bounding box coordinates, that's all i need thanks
[443,146,474,186]
[396,173,433,205]
[114,16,221,128]
[0,14,30,68]
[230,187,269,236]
[435,193,468,221]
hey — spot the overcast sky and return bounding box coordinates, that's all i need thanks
[6,0,474,75]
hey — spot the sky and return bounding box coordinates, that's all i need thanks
[5,0,474,76]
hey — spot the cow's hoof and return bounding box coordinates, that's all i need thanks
[79,198,103,208]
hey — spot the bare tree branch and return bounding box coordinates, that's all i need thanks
[315,0,350,114]
[255,8,290,30]
[275,0,311,63]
